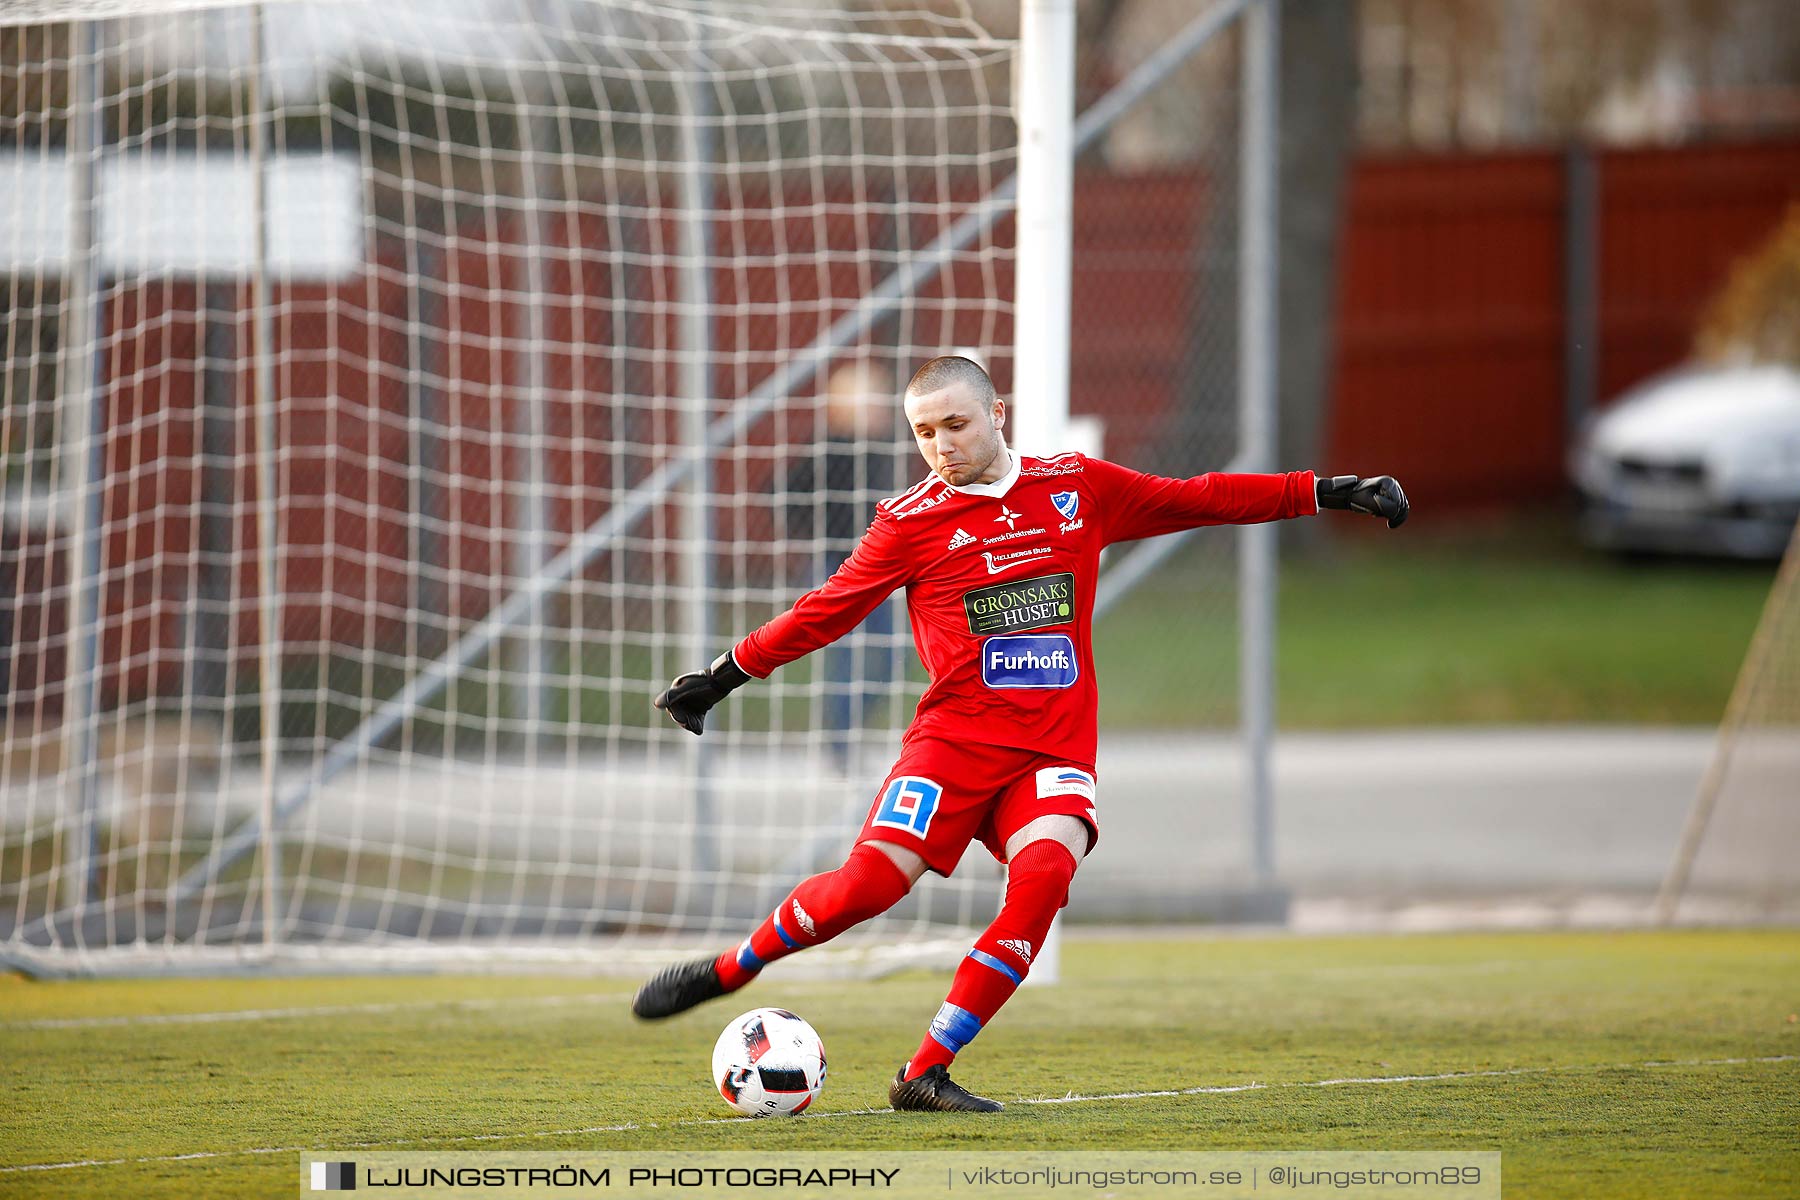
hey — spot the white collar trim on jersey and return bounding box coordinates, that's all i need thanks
[947,448,1021,498]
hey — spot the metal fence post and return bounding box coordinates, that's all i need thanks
[1240,0,1280,888]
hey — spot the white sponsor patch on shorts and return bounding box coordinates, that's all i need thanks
[1035,765,1096,801]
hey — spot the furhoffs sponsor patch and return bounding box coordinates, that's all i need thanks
[980,634,1079,689]
[962,572,1075,635]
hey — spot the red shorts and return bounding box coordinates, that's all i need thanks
[855,737,1099,877]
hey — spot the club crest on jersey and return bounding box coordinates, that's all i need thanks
[947,528,975,550]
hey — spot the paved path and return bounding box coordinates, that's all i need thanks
[1082,727,1718,926]
[6,727,1737,934]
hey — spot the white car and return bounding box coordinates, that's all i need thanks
[1571,362,1800,559]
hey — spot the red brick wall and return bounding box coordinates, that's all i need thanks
[1327,141,1800,511]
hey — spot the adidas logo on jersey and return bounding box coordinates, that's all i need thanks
[996,938,1033,964]
[791,899,817,937]
[947,528,976,550]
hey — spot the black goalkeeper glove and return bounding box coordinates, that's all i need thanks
[654,650,753,736]
[1316,474,1410,529]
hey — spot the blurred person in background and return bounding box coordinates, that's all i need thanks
[790,360,909,767]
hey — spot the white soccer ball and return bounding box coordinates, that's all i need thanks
[710,1007,827,1117]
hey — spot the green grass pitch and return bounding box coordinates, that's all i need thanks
[2,929,1795,1198]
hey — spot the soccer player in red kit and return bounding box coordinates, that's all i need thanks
[633,355,1408,1112]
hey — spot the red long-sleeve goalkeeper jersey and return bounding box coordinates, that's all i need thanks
[733,452,1317,763]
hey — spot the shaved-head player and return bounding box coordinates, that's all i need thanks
[635,355,1408,1112]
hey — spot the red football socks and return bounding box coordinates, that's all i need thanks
[905,838,1077,1079]
[715,841,912,992]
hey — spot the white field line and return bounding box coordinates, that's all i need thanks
[1,991,629,1031]
[2,1055,1792,1176]
[2,963,1537,1032]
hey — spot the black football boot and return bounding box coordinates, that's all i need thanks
[631,954,727,1019]
[888,1063,1004,1112]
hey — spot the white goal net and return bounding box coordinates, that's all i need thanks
[1,0,1024,975]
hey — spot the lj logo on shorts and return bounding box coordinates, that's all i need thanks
[981,634,1079,689]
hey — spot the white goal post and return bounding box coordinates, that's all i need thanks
[0,0,1275,977]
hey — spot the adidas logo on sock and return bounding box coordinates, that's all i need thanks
[791,899,817,937]
[947,528,975,550]
[997,938,1033,963]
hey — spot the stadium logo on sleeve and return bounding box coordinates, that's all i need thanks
[872,776,943,837]
[963,572,1075,635]
[1035,765,1096,801]
[980,634,1078,689]
[887,484,952,519]
[310,1162,356,1191]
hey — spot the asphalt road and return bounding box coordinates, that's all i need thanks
[1080,727,1722,927]
[12,726,1773,941]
